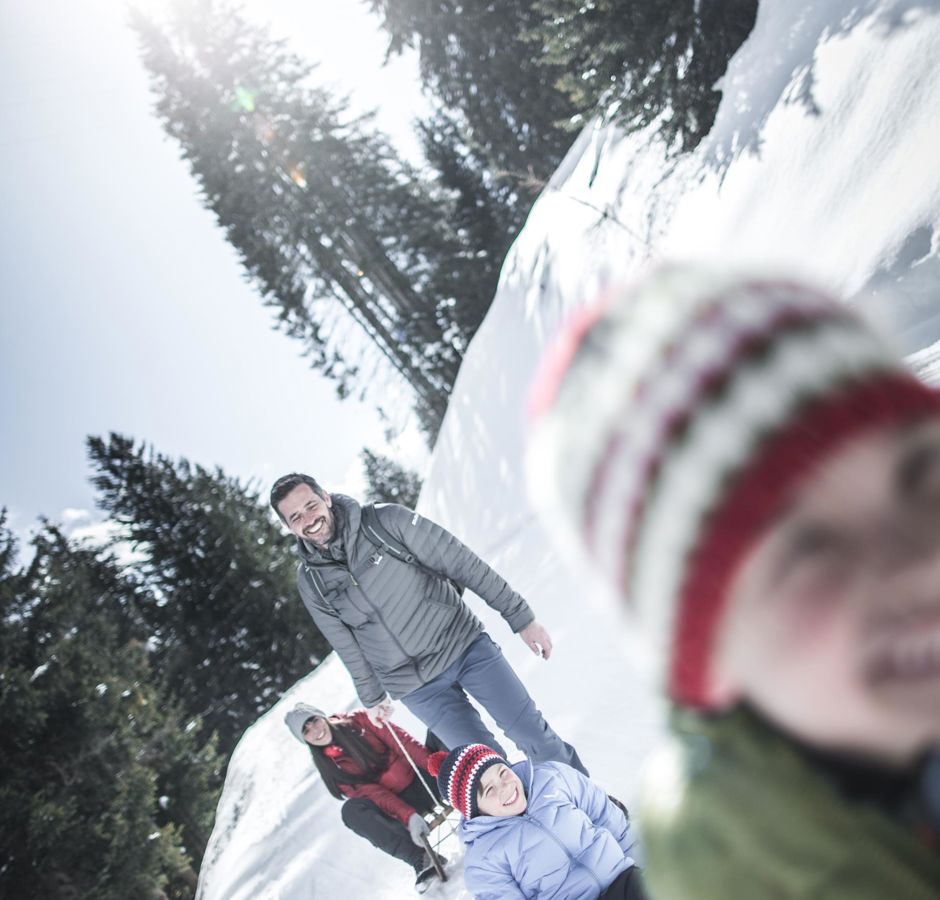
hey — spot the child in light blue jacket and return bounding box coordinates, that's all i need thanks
[429,744,645,900]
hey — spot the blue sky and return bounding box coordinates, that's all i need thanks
[0,0,430,547]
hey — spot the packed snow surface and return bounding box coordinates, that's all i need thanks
[197,1,940,897]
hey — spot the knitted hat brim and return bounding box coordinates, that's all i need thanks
[437,744,507,819]
[284,703,327,744]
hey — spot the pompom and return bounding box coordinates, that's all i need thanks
[427,750,448,778]
[527,297,611,421]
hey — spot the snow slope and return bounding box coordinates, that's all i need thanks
[197,2,940,897]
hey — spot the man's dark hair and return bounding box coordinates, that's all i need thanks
[270,473,325,521]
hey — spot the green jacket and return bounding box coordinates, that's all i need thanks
[639,707,940,900]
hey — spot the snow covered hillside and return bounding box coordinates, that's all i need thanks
[197,2,940,897]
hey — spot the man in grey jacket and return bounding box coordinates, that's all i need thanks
[271,472,587,774]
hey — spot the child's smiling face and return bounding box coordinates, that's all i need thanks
[712,419,940,763]
[476,763,527,817]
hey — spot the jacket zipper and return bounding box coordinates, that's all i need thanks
[346,570,422,683]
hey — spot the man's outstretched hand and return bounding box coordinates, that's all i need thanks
[366,698,394,727]
[519,620,553,660]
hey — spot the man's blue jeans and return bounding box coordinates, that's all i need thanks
[402,633,588,775]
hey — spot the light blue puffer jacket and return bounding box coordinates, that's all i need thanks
[461,760,641,900]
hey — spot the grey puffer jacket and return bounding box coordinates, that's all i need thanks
[295,496,535,706]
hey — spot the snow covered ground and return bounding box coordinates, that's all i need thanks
[196,1,940,897]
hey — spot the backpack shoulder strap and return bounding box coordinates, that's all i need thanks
[359,503,416,564]
[359,504,464,595]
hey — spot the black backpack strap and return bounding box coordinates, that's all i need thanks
[359,503,417,565]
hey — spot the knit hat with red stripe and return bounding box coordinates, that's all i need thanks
[428,744,506,819]
[527,265,940,709]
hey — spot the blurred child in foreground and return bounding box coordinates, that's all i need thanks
[527,266,940,898]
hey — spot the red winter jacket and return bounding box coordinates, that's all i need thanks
[325,711,433,826]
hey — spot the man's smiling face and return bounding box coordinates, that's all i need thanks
[278,483,336,549]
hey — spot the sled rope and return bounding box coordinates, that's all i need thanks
[387,723,444,810]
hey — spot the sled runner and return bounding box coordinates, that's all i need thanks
[419,833,448,884]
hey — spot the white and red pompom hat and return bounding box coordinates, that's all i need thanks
[527,265,940,709]
[428,744,506,819]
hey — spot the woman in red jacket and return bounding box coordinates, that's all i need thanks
[285,702,444,893]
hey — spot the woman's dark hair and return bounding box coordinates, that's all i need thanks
[309,716,388,800]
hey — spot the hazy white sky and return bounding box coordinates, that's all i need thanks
[0,0,431,547]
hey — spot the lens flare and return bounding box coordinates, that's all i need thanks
[233,85,256,112]
[253,116,276,143]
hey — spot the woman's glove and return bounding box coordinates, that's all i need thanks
[408,812,430,847]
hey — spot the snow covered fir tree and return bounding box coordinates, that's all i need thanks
[130,0,511,442]
[361,448,423,507]
[0,515,222,898]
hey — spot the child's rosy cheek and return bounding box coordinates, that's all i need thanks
[772,571,856,638]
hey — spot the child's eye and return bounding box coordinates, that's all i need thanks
[901,442,940,503]
[789,524,830,556]
[784,523,854,568]
[771,522,857,593]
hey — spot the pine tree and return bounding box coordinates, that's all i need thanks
[417,108,523,342]
[368,0,579,202]
[361,449,423,508]
[372,0,757,159]
[131,0,484,441]
[0,514,222,899]
[530,0,759,150]
[86,433,328,756]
